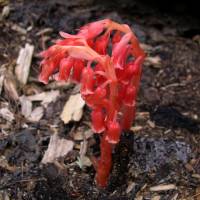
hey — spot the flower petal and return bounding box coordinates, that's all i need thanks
[91,108,105,133]
[56,57,74,81]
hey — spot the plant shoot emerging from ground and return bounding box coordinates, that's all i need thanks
[39,19,145,187]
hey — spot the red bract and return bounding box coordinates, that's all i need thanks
[39,19,145,187]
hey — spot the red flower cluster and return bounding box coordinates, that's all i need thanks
[39,19,145,187]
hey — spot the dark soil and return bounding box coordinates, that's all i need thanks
[0,0,200,199]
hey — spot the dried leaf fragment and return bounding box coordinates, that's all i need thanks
[60,93,85,124]
[42,134,74,164]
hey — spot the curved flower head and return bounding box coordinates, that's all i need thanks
[39,19,146,188]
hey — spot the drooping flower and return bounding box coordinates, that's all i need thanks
[39,19,145,188]
[80,65,95,95]
[56,57,74,81]
[71,59,85,82]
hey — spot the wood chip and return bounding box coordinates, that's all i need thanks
[27,106,44,122]
[145,56,162,68]
[76,139,92,168]
[135,196,143,200]
[171,193,179,200]
[147,120,156,128]
[0,74,4,95]
[195,187,200,200]
[44,81,72,90]
[151,195,161,200]
[11,24,27,35]
[0,66,6,95]
[73,131,84,141]
[130,126,143,132]
[0,5,10,20]
[73,129,93,141]
[42,134,74,164]
[192,174,200,179]
[27,90,60,108]
[3,73,19,101]
[15,43,34,84]
[60,93,85,124]
[0,156,15,172]
[0,107,14,122]
[126,182,136,193]
[41,90,60,107]
[150,184,177,192]
[77,156,92,168]
[36,28,53,36]
[140,43,153,52]
[185,163,194,172]
[19,95,32,118]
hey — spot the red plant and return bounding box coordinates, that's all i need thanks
[39,19,145,187]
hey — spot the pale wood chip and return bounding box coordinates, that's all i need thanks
[140,43,153,52]
[0,74,4,95]
[130,126,143,132]
[76,139,92,168]
[36,28,53,36]
[195,187,200,200]
[171,193,179,200]
[19,95,32,118]
[126,182,136,193]
[60,93,85,124]
[136,112,150,119]
[73,129,94,141]
[27,106,44,122]
[27,90,60,108]
[41,90,60,107]
[151,195,161,200]
[42,134,74,164]
[0,107,14,122]
[3,73,19,101]
[185,163,194,172]
[150,184,177,192]
[0,5,10,19]
[145,56,162,68]
[147,120,156,128]
[11,24,27,35]
[192,174,200,179]
[73,131,84,141]
[15,43,34,84]
[0,156,15,172]
[135,196,143,200]
[44,81,72,90]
